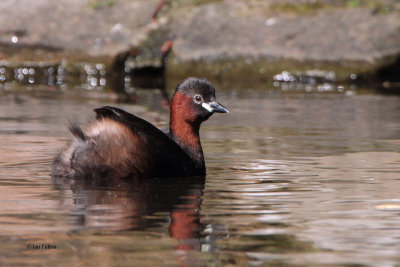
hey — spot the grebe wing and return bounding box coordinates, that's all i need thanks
[93,106,197,177]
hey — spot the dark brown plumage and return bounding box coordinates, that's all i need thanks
[52,78,228,179]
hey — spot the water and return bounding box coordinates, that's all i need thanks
[0,81,400,266]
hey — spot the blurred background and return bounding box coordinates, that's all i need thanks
[1,1,400,266]
[0,0,399,94]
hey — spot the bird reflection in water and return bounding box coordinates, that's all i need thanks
[53,175,206,251]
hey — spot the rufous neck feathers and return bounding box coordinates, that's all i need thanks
[169,92,204,166]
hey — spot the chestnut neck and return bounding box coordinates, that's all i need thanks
[169,93,205,170]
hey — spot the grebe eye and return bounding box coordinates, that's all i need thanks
[194,95,203,103]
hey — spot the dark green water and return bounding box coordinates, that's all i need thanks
[0,79,399,266]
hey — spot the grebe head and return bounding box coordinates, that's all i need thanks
[171,78,228,125]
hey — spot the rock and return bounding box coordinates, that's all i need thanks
[172,5,400,63]
[0,0,161,62]
[0,0,399,83]
[167,1,400,81]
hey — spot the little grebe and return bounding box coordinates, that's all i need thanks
[52,78,228,179]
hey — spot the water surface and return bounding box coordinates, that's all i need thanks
[0,82,399,266]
